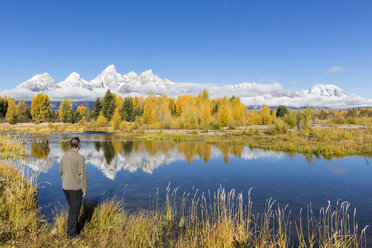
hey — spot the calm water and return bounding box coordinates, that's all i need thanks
[21,133,372,241]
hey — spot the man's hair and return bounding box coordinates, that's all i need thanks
[70,137,80,149]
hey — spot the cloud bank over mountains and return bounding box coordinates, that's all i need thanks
[1,64,371,108]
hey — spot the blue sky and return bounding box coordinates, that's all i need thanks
[0,0,371,97]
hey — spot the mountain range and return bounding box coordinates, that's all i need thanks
[1,64,371,108]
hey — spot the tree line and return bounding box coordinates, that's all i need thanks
[1,89,371,129]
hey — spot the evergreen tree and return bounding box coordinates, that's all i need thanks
[49,109,59,122]
[59,98,73,123]
[73,110,83,123]
[133,107,143,120]
[91,98,102,121]
[31,93,50,123]
[101,90,116,121]
[85,106,91,121]
[276,105,289,118]
[120,97,134,121]
[0,97,8,118]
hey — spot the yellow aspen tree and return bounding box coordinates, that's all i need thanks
[76,106,87,116]
[132,96,140,109]
[31,93,50,123]
[303,106,312,128]
[201,89,209,100]
[218,105,231,127]
[111,108,122,130]
[183,96,197,129]
[5,98,17,124]
[95,112,108,127]
[160,95,172,124]
[143,94,156,124]
[59,98,73,123]
[260,104,271,125]
[16,99,27,118]
[250,109,260,125]
[231,99,247,126]
[201,101,212,128]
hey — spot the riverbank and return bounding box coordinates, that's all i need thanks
[1,122,372,158]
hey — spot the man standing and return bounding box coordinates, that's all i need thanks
[59,137,87,239]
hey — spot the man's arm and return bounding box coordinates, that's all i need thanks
[78,156,87,196]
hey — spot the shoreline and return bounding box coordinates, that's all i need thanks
[0,122,371,158]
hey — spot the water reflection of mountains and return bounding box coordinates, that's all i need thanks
[24,139,284,180]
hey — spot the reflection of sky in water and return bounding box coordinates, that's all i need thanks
[21,137,372,241]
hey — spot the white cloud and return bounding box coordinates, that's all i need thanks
[2,82,372,108]
[326,66,346,74]
[2,69,372,108]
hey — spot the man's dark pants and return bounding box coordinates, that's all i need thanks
[63,189,82,238]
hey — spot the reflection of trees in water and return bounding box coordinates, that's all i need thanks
[177,142,198,163]
[122,141,133,155]
[83,138,247,165]
[94,142,101,152]
[144,141,158,156]
[304,153,314,167]
[95,139,129,164]
[218,145,232,164]
[176,143,212,163]
[101,140,115,164]
[60,142,70,153]
[231,146,244,158]
[132,141,144,152]
[31,141,50,159]
[112,141,123,155]
[144,140,176,156]
[198,143,211,163]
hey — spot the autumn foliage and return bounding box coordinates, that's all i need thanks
[2,89,372,130]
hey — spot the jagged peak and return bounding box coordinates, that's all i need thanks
[101,64,117,74]
[29,72,53,80]
[65,72,81,80]
[310,83,342,90]
[126,71,138,78]
[140,69,154,77]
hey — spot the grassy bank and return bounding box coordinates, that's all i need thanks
[116,126,372,159]
[0,162,369,247]
[1,122,372,158]
[0,122,85,133]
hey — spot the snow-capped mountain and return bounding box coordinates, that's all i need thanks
[118,69,175,95]
[17,72,57,91]
[3,64,372,108]
[90,64,125,90]
[299,84,350,98]
[57,72,91,89]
